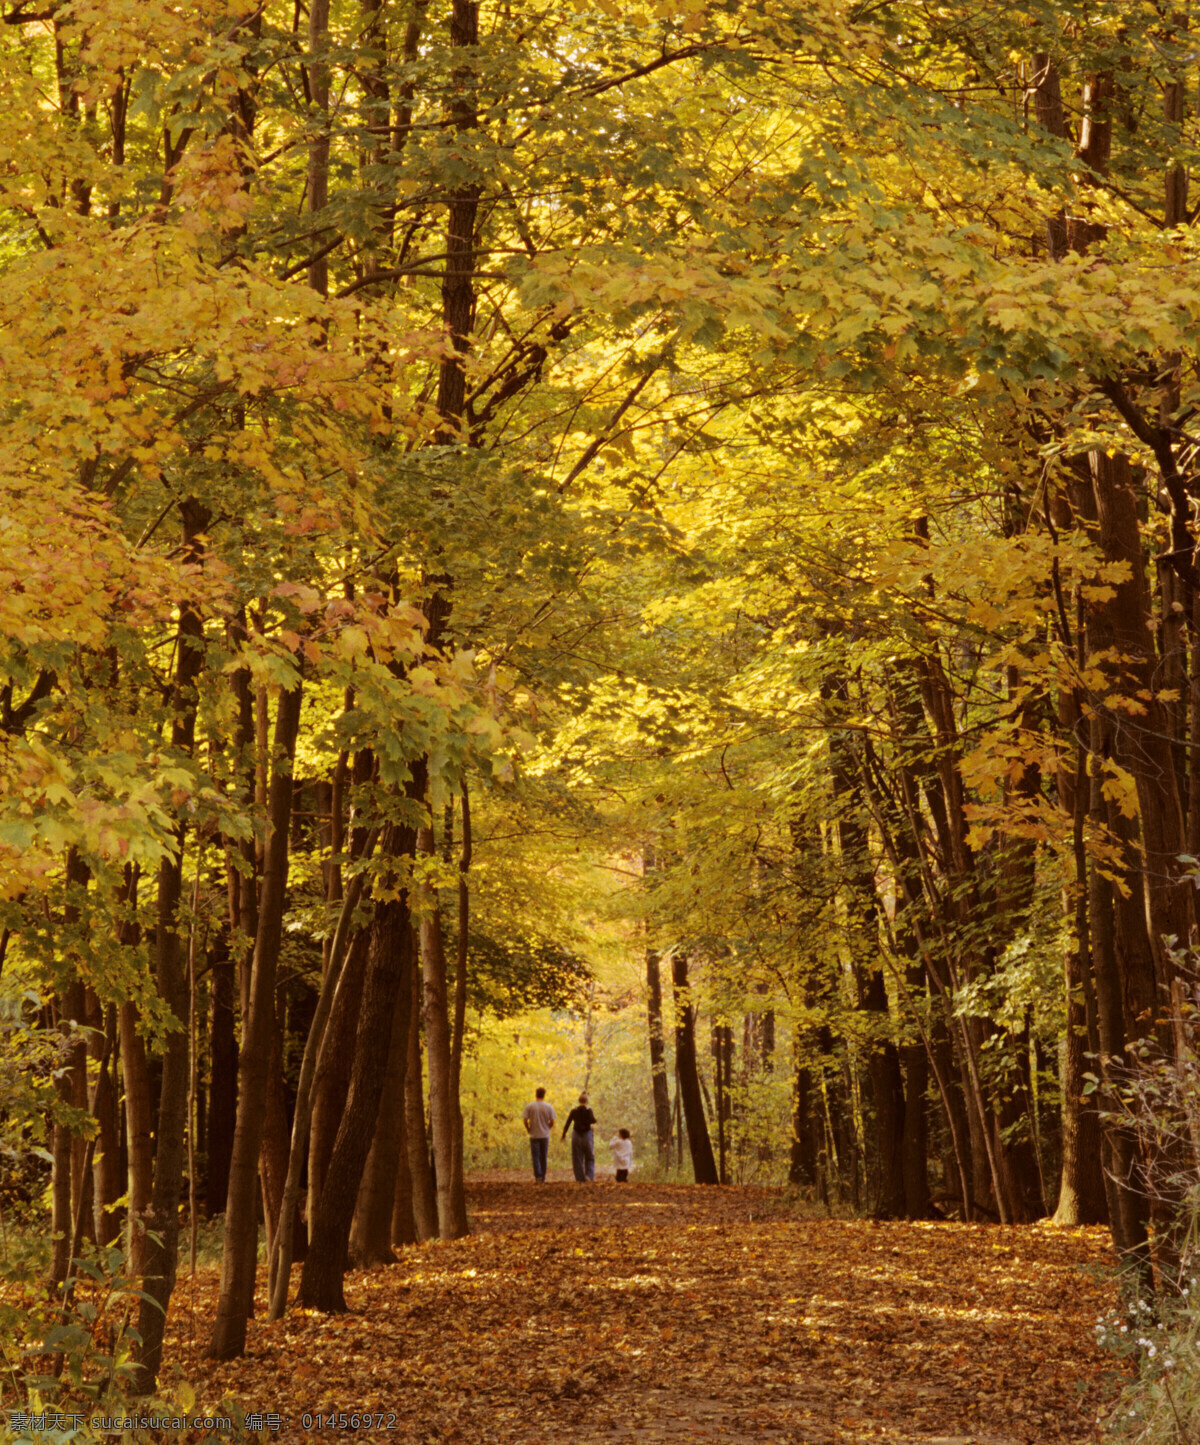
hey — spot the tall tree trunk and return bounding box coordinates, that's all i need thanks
[48,991,78,1288]
[789,1048,814,1188]
[419,824,469,1239]
[403,952,438,1242]
[299,815,422,1312]
[206,933,238,1216]
[931,1019,972,1219]
[899,964,930,1219]
[266,833,377,1320]
[646,947,673,1165]
[49,852,93,1286]
[90,997,122,1245]
[350,950,413,1267]
[826,676,907,1218]
[1089,451,1193,978]
[670,952,718,1184]
[207,672,304,1360]
[135,498,210,1392]
[863,974,907,1219]
[391,1081,417,1250]
[449,787,470,1193]
[309,930,370,1214]
[258,989,291,1261]
[1052,687,1108,1226]
[306,0,331,298]
[1088,716,1153,1270]
[120,999,153,1276]
[1054,951,1108,1226]
[711,1022,732,1185]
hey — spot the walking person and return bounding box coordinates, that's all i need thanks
[608,1127,633,1182]
[562,1093,596,1183]
[522,1087,555,1183]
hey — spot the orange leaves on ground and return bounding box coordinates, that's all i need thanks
[170,1179,1120,1444]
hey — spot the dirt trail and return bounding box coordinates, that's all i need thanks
[175,1178,1122,1444]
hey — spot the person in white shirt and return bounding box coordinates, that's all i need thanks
[608,1128,633,1182]
[522,1087,556,1183]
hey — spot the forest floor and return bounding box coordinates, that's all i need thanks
[169,1174,1124,1445]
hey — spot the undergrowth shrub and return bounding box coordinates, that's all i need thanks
[0,1241,229,1443]
[1099,965,1200,1443]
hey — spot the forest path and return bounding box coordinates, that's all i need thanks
[176,1178,1121,1445]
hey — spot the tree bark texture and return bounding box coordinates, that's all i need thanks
[207,673,304,1360]
[299,882,418,1310]
[135,498,210,1392]
[206,934,238,1217]
[671,951,718,1185]
[418,824,469,1239]
[646,948,673,1165]
[403,949,438,1243]
[308,928,370,1216]
[350,949,413,1267]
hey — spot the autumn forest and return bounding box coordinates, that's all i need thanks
[3,0,1200,1438]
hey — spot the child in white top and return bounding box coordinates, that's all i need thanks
[608,1128,633,1182]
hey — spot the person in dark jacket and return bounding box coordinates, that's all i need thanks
[562,1093,596,1182]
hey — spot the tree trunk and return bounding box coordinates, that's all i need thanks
[826,674,908,1217]
[419,824,468,1239]
[120,999,154,1276]
[864,982,907,1219]
[258,986,291,1260]
[670,952,718,1184]
[91,1000,122,1245]
[1087,714,1152,1273]
[266,834,378,1320]
[403,950,438,1242]
[206,934,238,1217]
[135,498,210,1392]
[1053,959,1108,1226]
[711,1022,731,1185]
[207,672,304,1360]
[309,929,371,1216]
[646,947,673,1166]
[390,1086,417,1250]
[789,1050,814,1187]
[449,786,470,1180]
[306,0,331,297]
[48,992,77,1288]
[1052,701,1108,1226]
[350,949,413,1267]
[299,877,419,1310]
[1089,451,1192,987]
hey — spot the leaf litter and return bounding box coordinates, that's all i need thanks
[169,1176,1122,1444]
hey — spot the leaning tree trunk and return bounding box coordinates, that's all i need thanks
[259,993,291,1261]
[825,673,909,1217]
[349,952,413,1267]
[309,929,370,1212]
[670,951,718,1185]
[266,837,377,1321]
[299,853,420,1311]
[207,672,304,1360]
